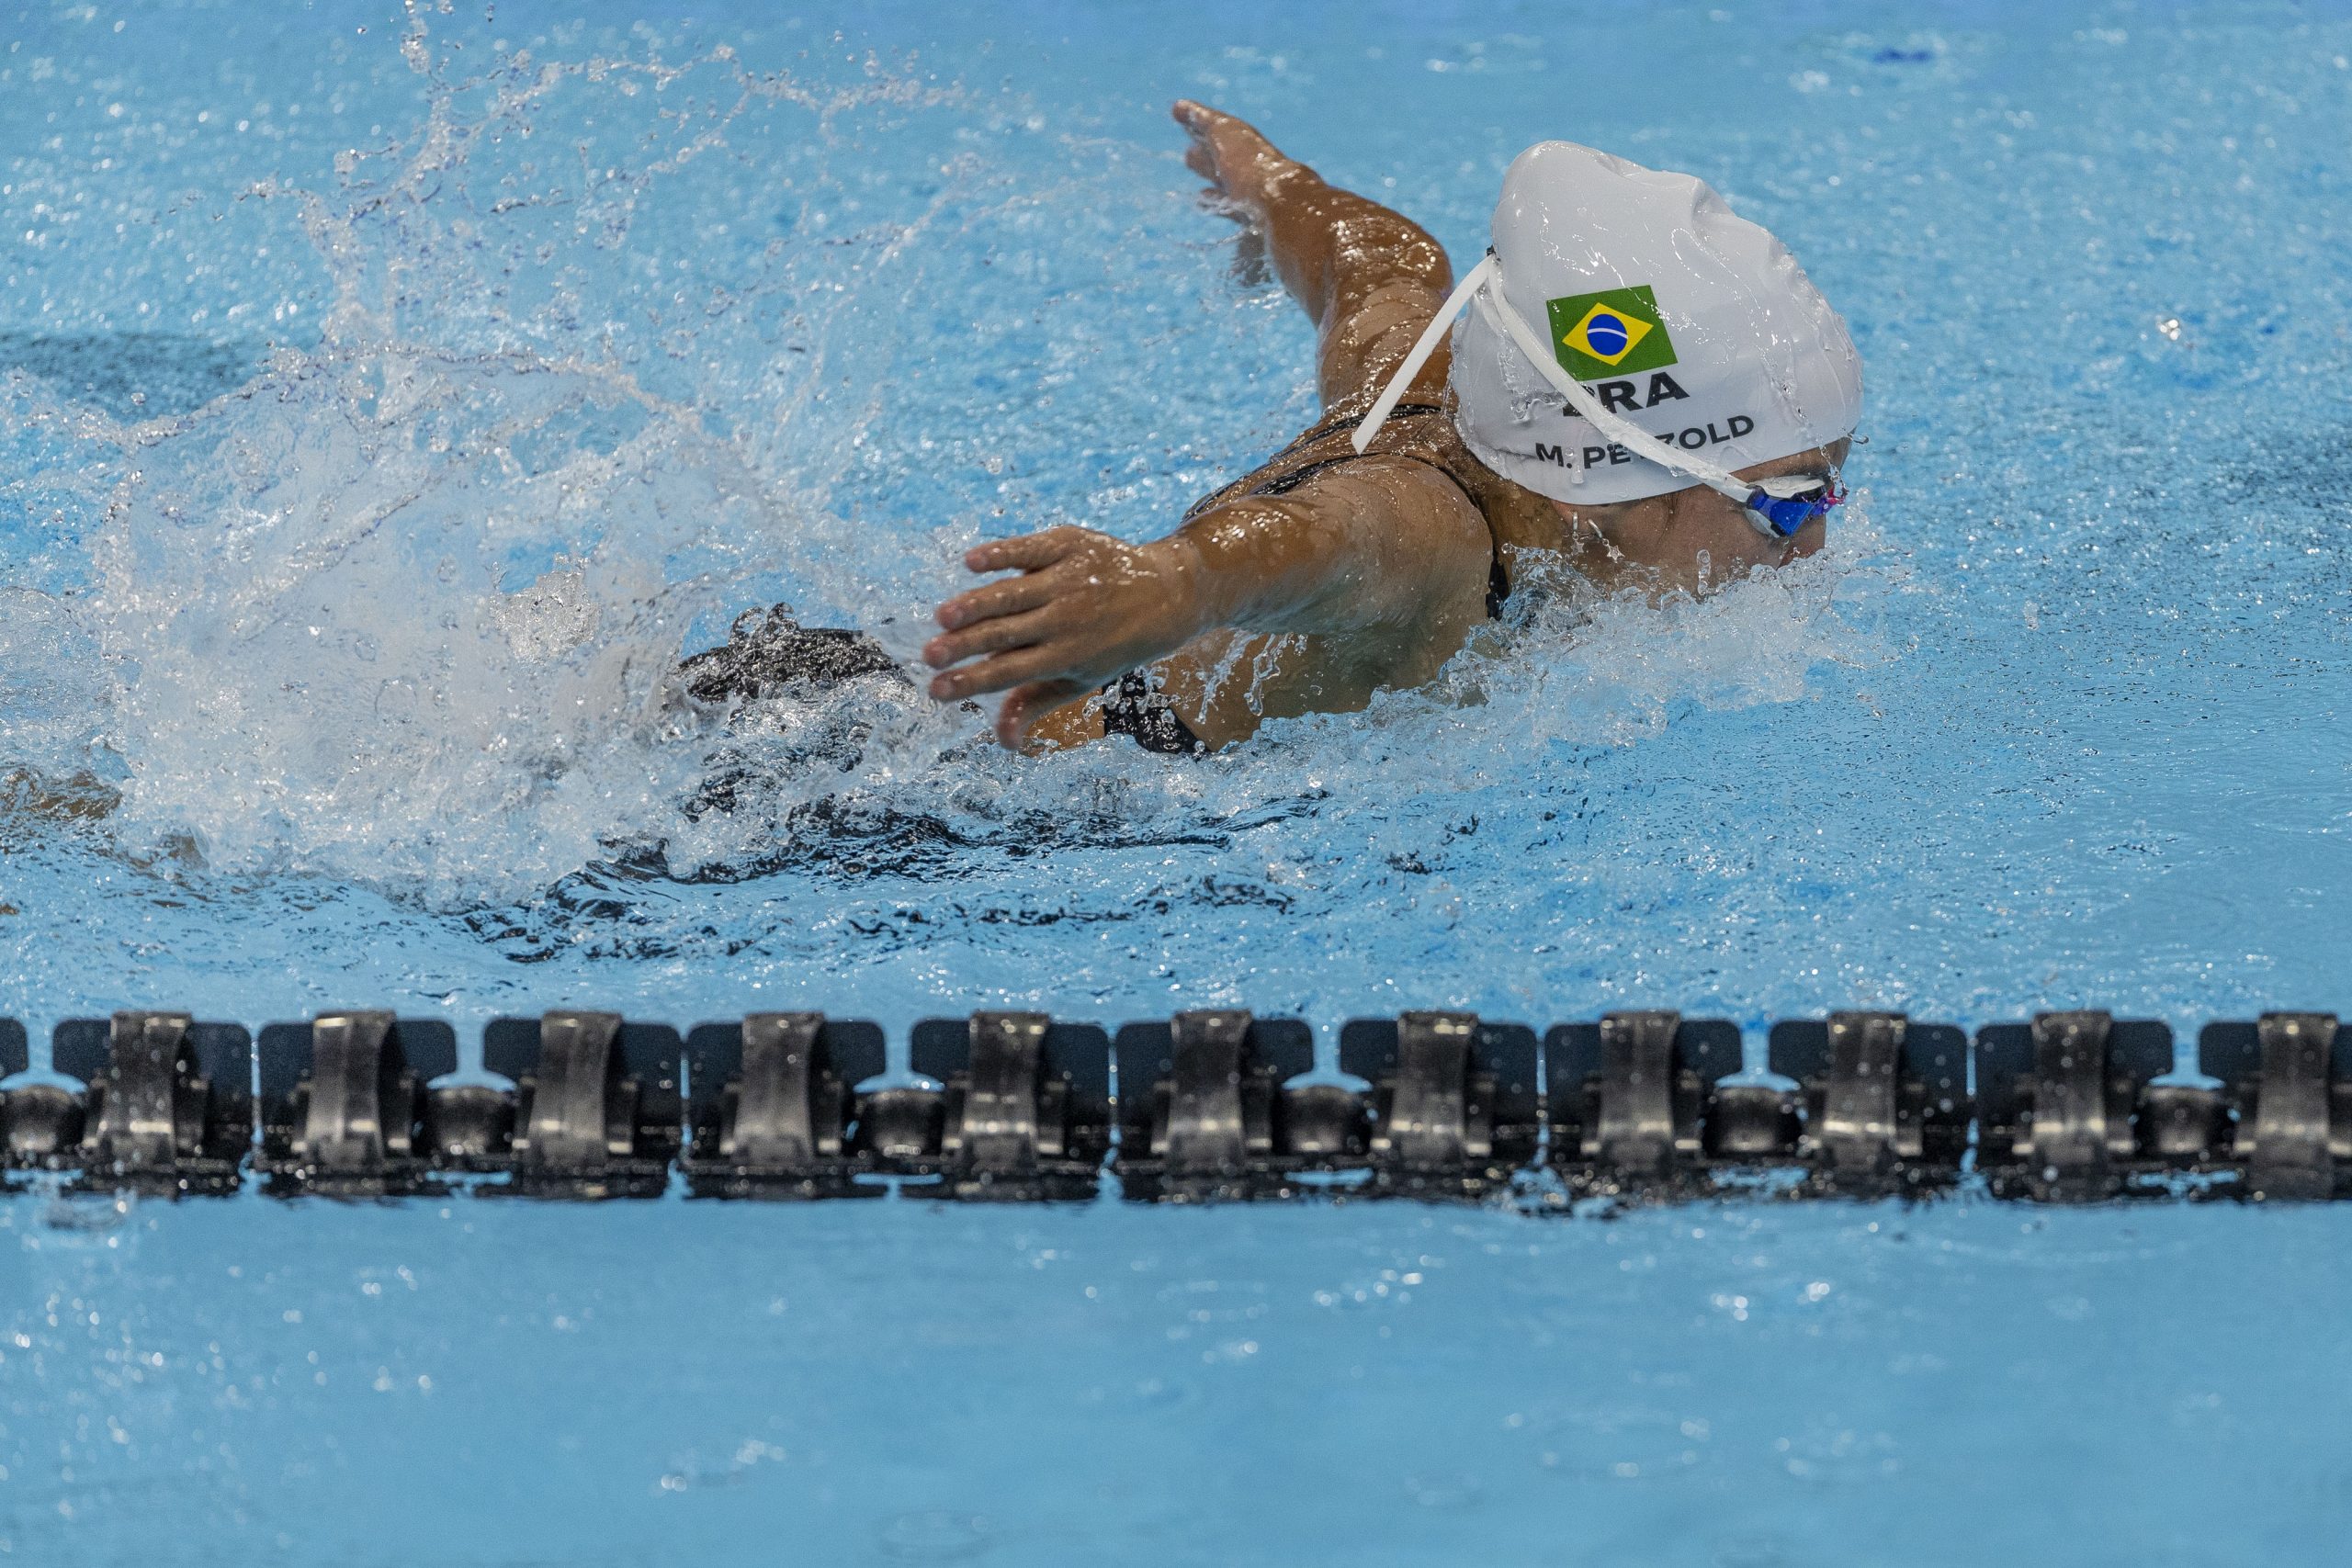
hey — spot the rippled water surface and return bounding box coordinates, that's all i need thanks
[5,0,2351,1562]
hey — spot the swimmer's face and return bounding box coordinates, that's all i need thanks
[1552,439,1846,592]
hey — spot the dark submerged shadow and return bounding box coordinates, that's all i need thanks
[0,332,261,419]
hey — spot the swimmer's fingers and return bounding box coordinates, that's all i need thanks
[926,642,1077,703]
[922,604,1063,671]
[997,678,1091,751]
[932,570,1056,635]
[963,527,1090,575]
[1177,105,1218,183]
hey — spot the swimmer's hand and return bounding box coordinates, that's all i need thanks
[924,526,1204,750]
[1173,99,1285,218]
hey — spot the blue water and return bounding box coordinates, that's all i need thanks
[6,0,2352,1561]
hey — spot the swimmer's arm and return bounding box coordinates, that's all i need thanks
[924,460,1490,748]
[1176,101,1454,405]
[1180,463,1485,640]
[1254,170,1453,407]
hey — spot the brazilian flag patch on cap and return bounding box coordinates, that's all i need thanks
[1545,286,1679,382]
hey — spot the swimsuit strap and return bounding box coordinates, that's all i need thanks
[1099,667,1209,755]
[1182,402,1453,523]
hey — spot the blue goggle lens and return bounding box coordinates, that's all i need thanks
[1744,483,1842,538]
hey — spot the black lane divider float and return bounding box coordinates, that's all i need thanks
[0,1009,2345,1203]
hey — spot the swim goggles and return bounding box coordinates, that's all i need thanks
[1352,251,1843,540]
[1741,474,1845,538]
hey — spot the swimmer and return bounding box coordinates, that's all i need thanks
[919,102,1862,752]
[14,108,1863,838]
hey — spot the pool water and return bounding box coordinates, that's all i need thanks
[5,1,2352,1562]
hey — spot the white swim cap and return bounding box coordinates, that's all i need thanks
[1354,141,1862,511]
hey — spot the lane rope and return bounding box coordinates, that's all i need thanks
[2,1007,2340,1202]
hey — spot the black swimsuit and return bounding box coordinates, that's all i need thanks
[1101,402,1513,755]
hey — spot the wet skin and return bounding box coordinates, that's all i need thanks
[923,102,1843,752]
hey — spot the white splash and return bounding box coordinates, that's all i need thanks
[1,11,1900,908]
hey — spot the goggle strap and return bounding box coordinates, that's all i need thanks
[1350,253,1498,455]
